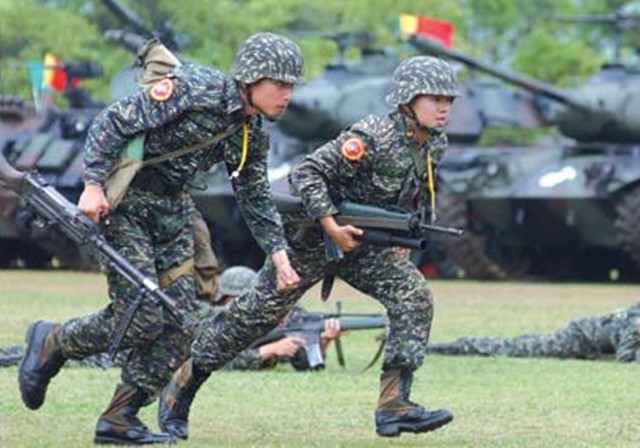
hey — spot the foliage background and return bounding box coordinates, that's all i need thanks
[0,0,634,106]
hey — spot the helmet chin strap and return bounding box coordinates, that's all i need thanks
[239,83,282,122]
[400,104,443,135]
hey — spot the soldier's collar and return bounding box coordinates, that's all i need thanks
[225,78,243,115]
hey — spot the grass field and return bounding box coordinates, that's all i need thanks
[0,270,638,448]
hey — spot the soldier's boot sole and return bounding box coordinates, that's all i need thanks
[376,410,453,437]
[93,435,176,446]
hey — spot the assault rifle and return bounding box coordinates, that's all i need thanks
[249,305,387,370]
[274,194,463,299]
[0,153,196,358]
[275,193,463,252]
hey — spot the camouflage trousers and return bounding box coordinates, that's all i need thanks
[194,229,435,372]
[57,188,198,395]
[432,316,613,360]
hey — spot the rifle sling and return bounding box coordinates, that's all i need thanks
[142,124,241,167]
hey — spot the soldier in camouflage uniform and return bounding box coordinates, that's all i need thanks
[18,32,304,445]
[197,266,341,371]
[429,301,640,362]
[158,56,459,439]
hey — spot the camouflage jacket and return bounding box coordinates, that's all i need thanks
[290,111,448,220]
[606,301,640,362]
[83,63,287,254]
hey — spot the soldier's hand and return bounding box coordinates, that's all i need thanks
[260,336,305,358]
[78,184,110,224]
[321,318,343,341]
[327,225,363,253]
[272,250,300,292]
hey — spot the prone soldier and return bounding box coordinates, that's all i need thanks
[158,55,460,439]
[429,301,640,362]
[18,32,304,445]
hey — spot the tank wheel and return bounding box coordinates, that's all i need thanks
[614,185,640,271]
[436,189,531,280]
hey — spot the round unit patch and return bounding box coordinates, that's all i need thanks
[149,79,174,102]
[340,137,366,162]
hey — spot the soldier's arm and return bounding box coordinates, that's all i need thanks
[83,75,194,187]
[290,131,374,221]
[222,347,275,371]
[225,124,288,255]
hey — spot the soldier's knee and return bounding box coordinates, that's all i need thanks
[128,307,164,344]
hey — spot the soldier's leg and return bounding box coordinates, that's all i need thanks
[340,246,452,437]
[19,205,165,412]
[159,238,326,439]
[95,193,198,445]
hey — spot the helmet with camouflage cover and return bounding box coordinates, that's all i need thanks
[386,56,459,106]
[231,32,304,85]
[214,266,259,303]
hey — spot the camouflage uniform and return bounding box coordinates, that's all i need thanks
[429,301,640,362]
[18,32,304,445]
[157,56,459,439]
[0,345,126,369]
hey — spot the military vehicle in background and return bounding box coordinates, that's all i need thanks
[0,61,105,268]
[410,7,640,281]
[0,0,188,269]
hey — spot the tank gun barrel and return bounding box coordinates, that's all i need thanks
[101,0,151,38]
[104,29,149,54]
[408,34,589,112]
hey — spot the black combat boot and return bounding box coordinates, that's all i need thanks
[94,383,176,445]
[375,368,453,437]
[157,359,210,440]
[19,320,66,410]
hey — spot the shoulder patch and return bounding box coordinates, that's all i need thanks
[340,137,366,162]
[149,78,174,102]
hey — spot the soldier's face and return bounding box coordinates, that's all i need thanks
[250,79,294,117]
[412,94,453,129]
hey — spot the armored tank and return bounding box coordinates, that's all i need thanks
[411,25,640,280]
[0,0,186,269]
[0,62,105,268]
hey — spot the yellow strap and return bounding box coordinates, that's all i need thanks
[230,122,249,179]
[426,150,436,223]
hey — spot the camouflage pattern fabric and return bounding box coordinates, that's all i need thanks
[0,345,128,369]
[231,32,304,85]
[83,62,288,255]
[58,189,198,394]
[428,301,640,362]
[193,208,220,303]
[193,111,445,373]
[386,56,460,106]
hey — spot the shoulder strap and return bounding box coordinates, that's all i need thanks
[142,124,241,167]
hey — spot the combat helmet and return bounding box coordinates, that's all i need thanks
[386,56,459,106]
[214,266,259,302]
[231,32,304,85]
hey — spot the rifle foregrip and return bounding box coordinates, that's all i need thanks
[359,229,427,250]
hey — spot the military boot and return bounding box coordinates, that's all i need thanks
[94,383,176,445]
[19,320,66,410]
[157,359,210,440]
[375,368,453,437]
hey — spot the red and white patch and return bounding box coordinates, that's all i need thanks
[340,137,366,162]
[149,78,174,102]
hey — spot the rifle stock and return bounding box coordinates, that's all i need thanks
[0,153,196,356]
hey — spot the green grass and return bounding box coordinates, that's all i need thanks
[0,270,638,447]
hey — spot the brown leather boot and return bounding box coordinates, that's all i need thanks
[375,368,453,437]
[157,359,210,440]
[94,383,175,445]
[19,320,66,410]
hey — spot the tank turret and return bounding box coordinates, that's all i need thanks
[409,33,640,143]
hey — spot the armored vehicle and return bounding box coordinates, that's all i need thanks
[411,26,640,281]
